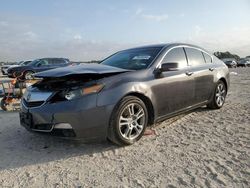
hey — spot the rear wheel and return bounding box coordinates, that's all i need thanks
[207,80,227,109]
[108,96,148,146]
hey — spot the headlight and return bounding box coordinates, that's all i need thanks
[64,83,104,100]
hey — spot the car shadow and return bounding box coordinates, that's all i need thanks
[0,106,211,171]
[0,111,119,171]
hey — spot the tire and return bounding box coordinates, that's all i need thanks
[24,71,34,80]
[1,97,8,111]
[207,80,227,109]
[108,96,148,146]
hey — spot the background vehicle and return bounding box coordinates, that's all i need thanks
[223,59,237,68]
[1,61,31,75]
[20,43,229,146]
[7,58,70,79]
[0,79,25,111]
[237,59,250,67]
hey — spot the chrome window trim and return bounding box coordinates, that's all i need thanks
[155,45,213,69]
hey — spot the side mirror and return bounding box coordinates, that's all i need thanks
[160,62,179,72]
[36,63,41,67]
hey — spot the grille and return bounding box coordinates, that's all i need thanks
[33,123,53,131]
[23,99,45,108]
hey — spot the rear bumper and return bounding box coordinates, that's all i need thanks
[20,94,115,141]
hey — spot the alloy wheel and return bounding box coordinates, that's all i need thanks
[118,103,146,140]
[215,83,226,107]
[25,71,34,80]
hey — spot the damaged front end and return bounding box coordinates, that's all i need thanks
[20,64,129,139]
[31,63,130,103]
[32,75,104,103]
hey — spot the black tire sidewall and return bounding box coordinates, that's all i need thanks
[109,96,148,145]
[24,71,34,80]
[213,81,227,108]
[1,97,8,111]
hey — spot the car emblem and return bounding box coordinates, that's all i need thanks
[26,93,31,101]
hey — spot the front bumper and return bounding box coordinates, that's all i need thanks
[1,68,8,75]
[20,94,115,141]
[7,71,15,78]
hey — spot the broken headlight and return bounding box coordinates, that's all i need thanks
[64,83,104,100]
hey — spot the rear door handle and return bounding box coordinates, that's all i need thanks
[209,67,215,71]
[185,71,194,76]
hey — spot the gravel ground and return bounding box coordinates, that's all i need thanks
[0,68,249,187]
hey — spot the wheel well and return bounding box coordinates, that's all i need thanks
[125,92,155,126]
[219,78,228,92]
[24,70,34,74]
[23,70,35,78]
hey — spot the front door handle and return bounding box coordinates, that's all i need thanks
[209,67,215,71]
[185,71,194,76]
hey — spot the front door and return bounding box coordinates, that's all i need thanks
[151,47,195,118]
[34,59,51,72]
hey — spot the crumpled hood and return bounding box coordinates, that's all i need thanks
[34,63,130,78]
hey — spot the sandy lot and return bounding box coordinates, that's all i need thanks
[0,68,249,187]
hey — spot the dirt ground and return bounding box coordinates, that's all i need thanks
[0,68,249,188]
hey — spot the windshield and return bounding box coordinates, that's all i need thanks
[17,61,24,65]
[20,61,31,66]
[30,59,41,65]
[101,47,162,70]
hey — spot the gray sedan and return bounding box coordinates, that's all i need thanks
[20,43,229,145]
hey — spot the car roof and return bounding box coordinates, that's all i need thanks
[123,43,209,53]
[33,58,69,61]
[39,58,68,60]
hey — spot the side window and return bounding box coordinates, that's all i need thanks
[162,47,188,68]
[202,52,212,63]
[47,59,53,65]
[37,59,49,67]
[52,59,64,65]
[185,48,206,66]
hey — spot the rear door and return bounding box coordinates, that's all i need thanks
[152,47,195,117]
[184,47,215,104]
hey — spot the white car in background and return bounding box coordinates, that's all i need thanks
[222,58,237,68]
[1,61,31,75]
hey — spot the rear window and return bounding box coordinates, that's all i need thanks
[185,48,206,66]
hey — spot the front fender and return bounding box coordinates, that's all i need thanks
[97,81,154,107]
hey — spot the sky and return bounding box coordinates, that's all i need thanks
[0,0,250,62]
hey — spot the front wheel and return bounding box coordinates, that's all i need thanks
[1,97,9,111]
[24,71,34,80]
[108,96,148,146]
[207,81,227,109]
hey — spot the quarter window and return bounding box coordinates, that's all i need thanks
[185,48,206,66]
[203,52,212,63]
[162,47,188,68]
